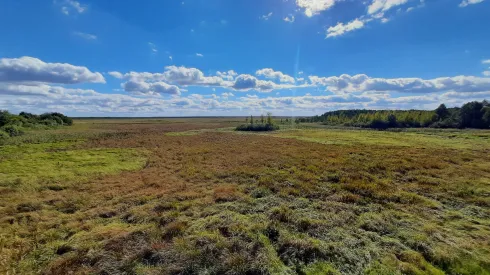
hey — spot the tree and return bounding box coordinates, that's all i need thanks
[460,101,485,128]
[245,117,249,123]
[250,115,254,125]
[266,112,273,125]
[0,110,12,127]
[435,104,449,120]
[260,114,265,124]
[482,106,490,128]
[387,114,398,128]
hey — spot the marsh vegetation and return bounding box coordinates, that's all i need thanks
[0,115,489,274]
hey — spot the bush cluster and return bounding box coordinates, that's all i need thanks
[236,113,280,132]
[296,100,490,129]
[0,110,73,138]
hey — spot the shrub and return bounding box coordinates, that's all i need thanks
[0,130,9,139]
[40,112,73,126]
[0,110,13,127]
[1,125,24,137]
[236,123,279,132]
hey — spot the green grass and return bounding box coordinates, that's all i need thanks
[271,128,490,150]
[0,141,147,191]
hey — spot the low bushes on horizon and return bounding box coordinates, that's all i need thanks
[0,110,73,139]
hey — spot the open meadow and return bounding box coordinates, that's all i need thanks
[1,118,489,275]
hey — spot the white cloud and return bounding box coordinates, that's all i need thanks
[232,74,298,92]
[368,0,409,15]
[326,19,365,38]
[162,66,227,86]
[108,71,124,79]
[73,31,97,40]
[261,12,273,20]
[296,0,336,17]
[217,70,238,81]
[148,42,157,53]
[381,18,390,23]
[221,92,235,98]
[483,71,490,77]
[309,73,490,94]
[196,53,204,57]
[2,78,488,116]
[118,66,232,93]
[59,0,86,15]
[482,59,490,64]
[284,15,295,23]
[459,0,484,7]
[0,56,105,84]
[256,68,295,83]
[122,80,180,95]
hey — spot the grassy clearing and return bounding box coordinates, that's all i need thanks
[0,142,147,190]
[271,128,490,150]
[1,119,489,274]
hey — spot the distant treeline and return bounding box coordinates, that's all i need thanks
[0,111,73,138]
[297,100,490,129]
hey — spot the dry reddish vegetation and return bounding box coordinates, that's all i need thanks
[1,119,489,275]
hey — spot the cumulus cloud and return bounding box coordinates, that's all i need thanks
[326,18,366,38]
[482,59,490,64]
[2,80,488,116]
[0,83,98,97]
[122,80,180,95]
[256,68,295,83]
[162,66,227,86]
[232,74,298,92]
[217,70,238,81]
[196,53,204,57]
[221,92,235,98]
[296,0,336,17]
[119,66,227,87]
[368,0,409,14]
[459,0,485,7]
[309,74,490,94]
[73,31,97,40]
[0,56,105,84]
[232,74,258,91]
[118,66,239,95]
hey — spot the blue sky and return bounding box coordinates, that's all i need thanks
[1,0,490,116]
